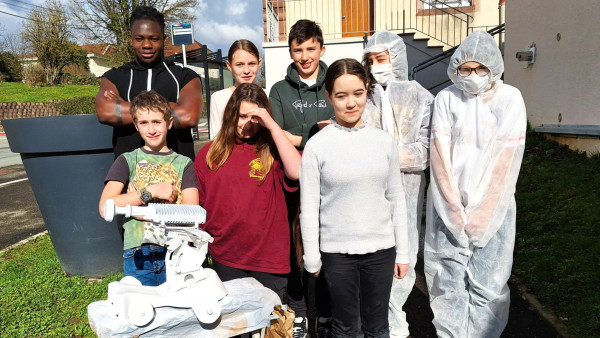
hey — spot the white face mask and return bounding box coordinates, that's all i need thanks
[370,64,392,86]
[456,73,492,95]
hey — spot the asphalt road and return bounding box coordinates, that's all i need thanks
[0,132,563,337]
[0,164,46,250]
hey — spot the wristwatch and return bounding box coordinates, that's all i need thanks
[139,187,152,204]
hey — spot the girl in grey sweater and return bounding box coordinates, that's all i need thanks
[300,58,409,338]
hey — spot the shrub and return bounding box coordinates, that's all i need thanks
[60,73,101,86]
[22,64,46,86]
[52,96,96,115]
[0,52,23,82]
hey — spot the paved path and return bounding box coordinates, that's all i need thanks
[0,136,23,167]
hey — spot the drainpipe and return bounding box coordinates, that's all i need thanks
[499,0,505,48]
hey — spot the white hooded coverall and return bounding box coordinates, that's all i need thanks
[424,31,527,338]
[362,30,434,338]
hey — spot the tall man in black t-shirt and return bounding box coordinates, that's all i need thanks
[96,6,202,160]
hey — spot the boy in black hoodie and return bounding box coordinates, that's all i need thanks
[96,6,203,160]
[269,19,333,338]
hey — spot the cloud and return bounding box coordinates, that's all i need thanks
[193,2,264,54]
[196,20,263,52]
[196,0,208,11]
[227,0,248,16]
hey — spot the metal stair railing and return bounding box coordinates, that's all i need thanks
[416,0,474,48]
[410,23,506,91]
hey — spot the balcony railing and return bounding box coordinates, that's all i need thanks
[264,0,476,48]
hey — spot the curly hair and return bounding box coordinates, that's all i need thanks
[130,90,172,123]
[130,6,165,34]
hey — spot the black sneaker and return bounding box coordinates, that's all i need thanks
[316,317,332,338]
[293,316,308,338]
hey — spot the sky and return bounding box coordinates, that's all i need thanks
[0,0,265,56]
[193,0,265,56]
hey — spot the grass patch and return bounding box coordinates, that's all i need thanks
[0,82,98,102]
[0,235,122,337]
[514,129,600,337]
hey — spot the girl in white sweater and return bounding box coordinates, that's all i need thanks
[209,39,262,140]
[300,58,409,338]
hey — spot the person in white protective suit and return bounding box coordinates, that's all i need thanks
[424,30,527,338]
[362,30,434,338]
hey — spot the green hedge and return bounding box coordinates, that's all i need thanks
[52,97,96,115]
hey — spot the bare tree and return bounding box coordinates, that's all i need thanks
[22,0,88,85]
[0,24,5,52]
[69,0,198,65]
[1,31,31,56]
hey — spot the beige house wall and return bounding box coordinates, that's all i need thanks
[470,0,502,30]
[88,56,112,77]
[285,0,343,39]
[374,0,502,29]
[505,0,600,153]
[21,55,112,78]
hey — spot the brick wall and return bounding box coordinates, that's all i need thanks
[0,102,60,120]
[0,102,62,132]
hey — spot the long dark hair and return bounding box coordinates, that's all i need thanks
[206,83,275,183]
[324,58,369,94]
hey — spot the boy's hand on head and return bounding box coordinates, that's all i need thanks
[147,181,178,203]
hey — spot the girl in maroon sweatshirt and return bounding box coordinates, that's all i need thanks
[194,83,301,299]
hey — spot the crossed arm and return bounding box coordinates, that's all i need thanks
[95,77,203,128]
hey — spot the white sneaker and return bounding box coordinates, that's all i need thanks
[293,316,308,338]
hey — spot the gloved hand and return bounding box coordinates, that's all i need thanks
[449,206,468,232]
[465,207,488,240]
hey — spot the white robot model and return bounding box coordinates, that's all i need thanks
[102,199,227,326]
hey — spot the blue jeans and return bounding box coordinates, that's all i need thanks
[123,244,167,286]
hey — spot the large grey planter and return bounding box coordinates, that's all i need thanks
[4,115,123,277]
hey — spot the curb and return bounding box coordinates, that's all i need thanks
[0,231,48,255]
[510,276,571,338]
